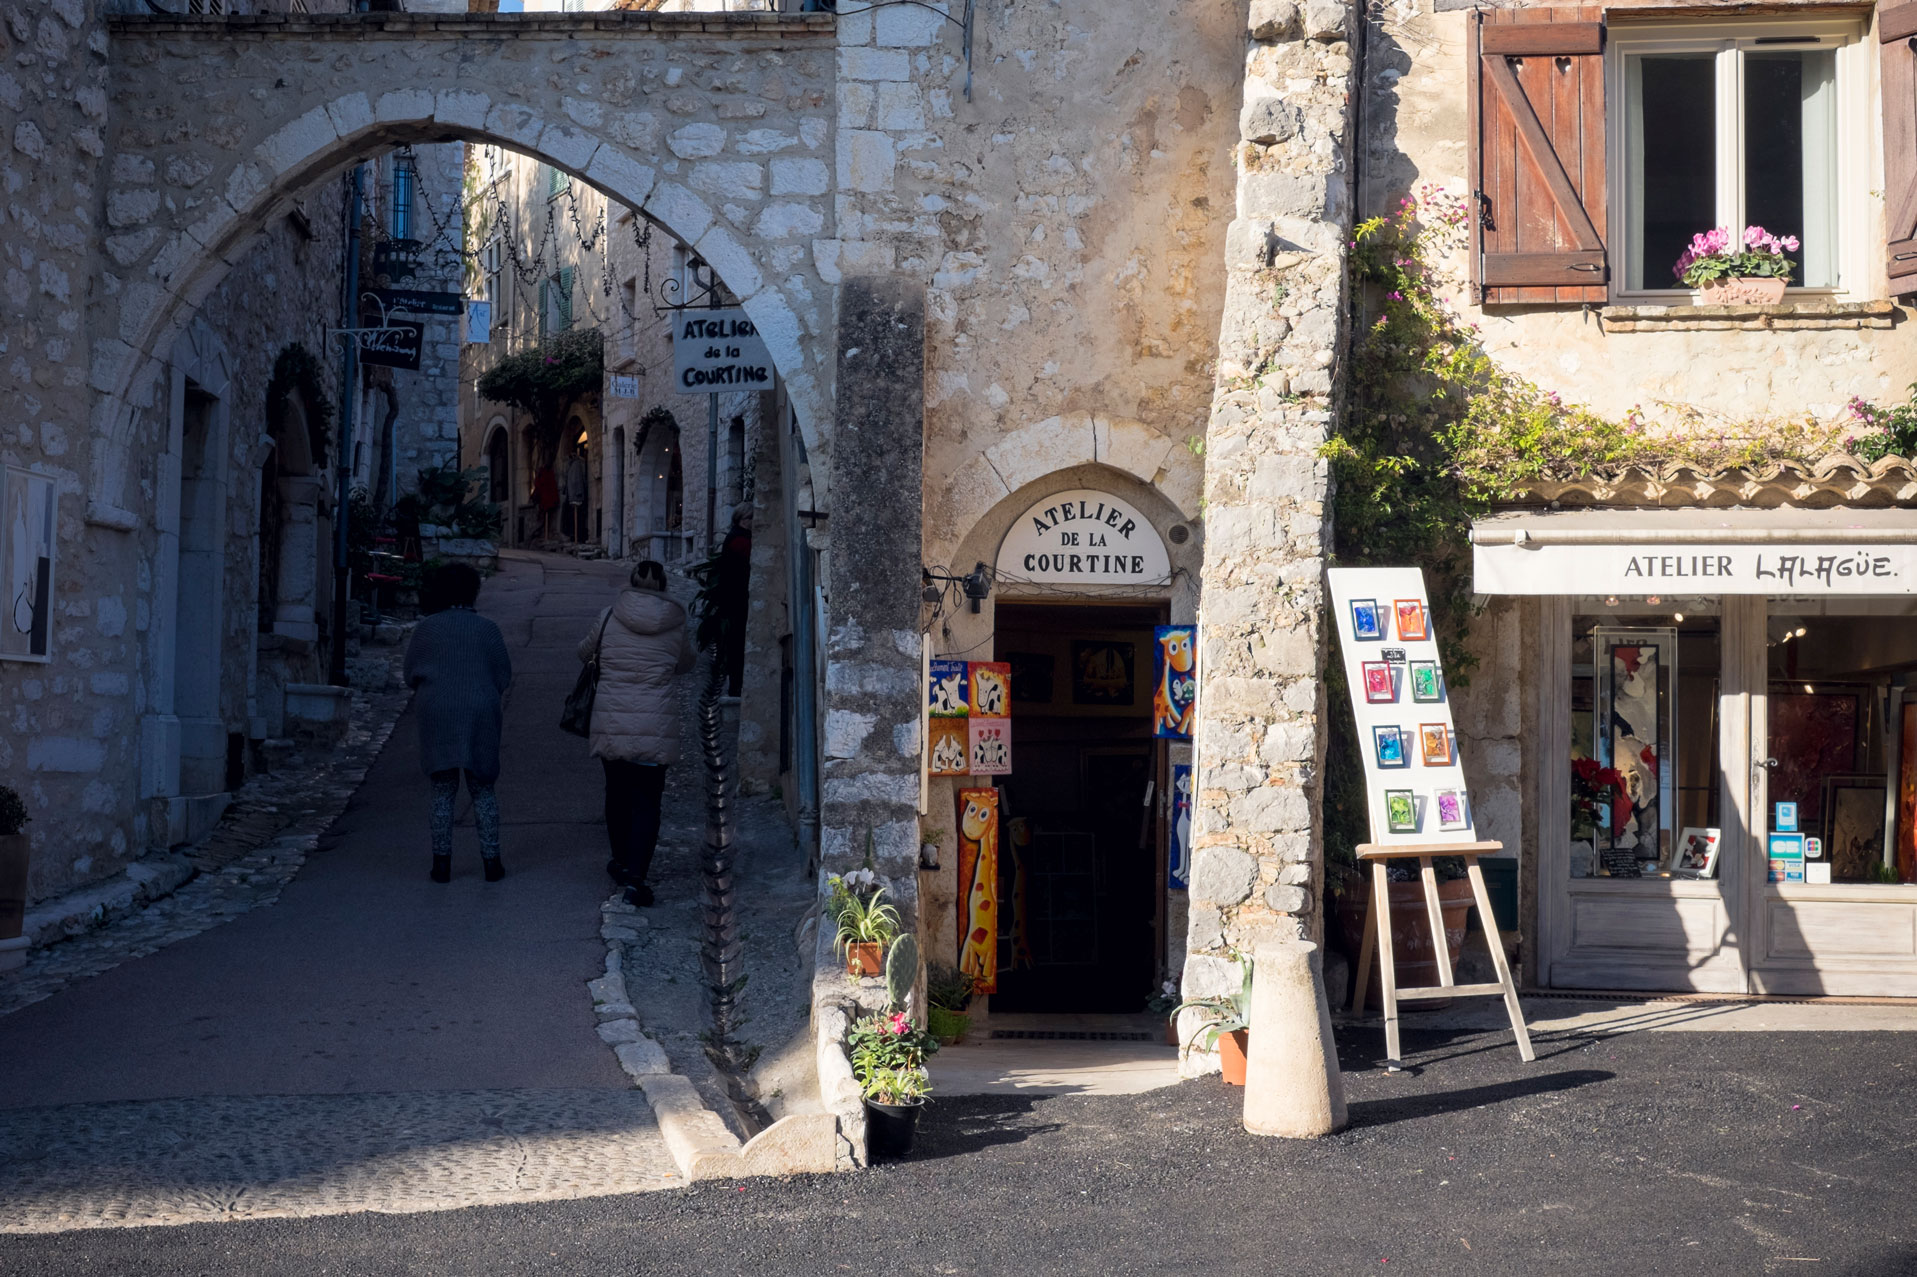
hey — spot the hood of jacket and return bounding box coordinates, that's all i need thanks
[612,588,685,637]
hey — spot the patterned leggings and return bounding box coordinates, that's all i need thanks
[430,769,500,860]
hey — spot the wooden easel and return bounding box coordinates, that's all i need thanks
[1349,840,1534,1069]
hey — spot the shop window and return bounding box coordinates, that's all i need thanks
[1765,604,1917,885]
[391,155,417,243]
[1570,605,1720,879]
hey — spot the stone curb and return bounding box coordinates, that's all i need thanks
[589,894,837,1181]
[17,852,196,952]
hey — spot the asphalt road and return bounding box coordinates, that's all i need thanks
[3,1023,1911,1276]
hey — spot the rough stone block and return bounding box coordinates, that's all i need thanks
[323,92,375,143]
[1241,95,1301,145]
[1238,171,1333,221]
[875,2,948,47]
[693,222,765,300]
[1191,846,1259,906]
[596,1018,644,1046]
[254,106,337,180]
[375,88,436,124]
[644,181,715,248]
[1303,0,1348,40]
[1249,0,1301,39]
[755,201,824,240]
[614,1037,672,1077]
[1228,784,1311,834]
[668,122,727,159]
[27,737,105,774]
[838,130,897,194]
[689,159,764,200]
[770,156,832,197]
[585,147,657,209]
[740,1113,838,1175]
[838,46,911,82]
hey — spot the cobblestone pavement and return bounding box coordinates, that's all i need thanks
[0,654,409,1021]
[0,553,701,1234]
[0,1089,676,1232]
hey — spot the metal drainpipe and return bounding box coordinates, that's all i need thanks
[329,163,364,687]
[780,396,821,872]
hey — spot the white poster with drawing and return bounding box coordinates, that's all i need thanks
[1,466,55,662]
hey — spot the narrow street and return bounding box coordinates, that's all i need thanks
[0,553,705,1226]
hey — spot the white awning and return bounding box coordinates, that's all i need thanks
[1471,508,1917,595]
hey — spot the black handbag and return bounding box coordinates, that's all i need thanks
[561,611,611,737]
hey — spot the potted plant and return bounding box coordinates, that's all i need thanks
[0,785,30,964]
[1674,225,1798,305]
[848,1010,939,1159]
[829,871,899,977]
[918,826,945,871]
[1145,978,1181,1046]
[1170,953,1254,1085]
[926,962,976,1045]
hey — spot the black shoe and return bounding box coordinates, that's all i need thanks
[623,883,653,907]
[484,857,505,883]
[430,854,451,884]
[606,858,632,887]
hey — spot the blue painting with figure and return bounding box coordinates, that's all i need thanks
[1169,764,1193,890]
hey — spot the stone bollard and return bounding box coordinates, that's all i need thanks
[1243,939,1347,1138]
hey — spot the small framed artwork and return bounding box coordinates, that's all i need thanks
[1349,599,1383,641]
[1419,723,1453,766]
[1671,826,1721,879]
[1393,599,1429,642]
[1774,801,1799,833]
[1373,725,1408,768]
[1361,661,1395,703]
[1435,788,1469,831]
[1409,661,1445,703]
[1385,789,1418,834]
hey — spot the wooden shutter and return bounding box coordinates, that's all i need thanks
[1470,7,1608,305]
[1882,2,1917,293]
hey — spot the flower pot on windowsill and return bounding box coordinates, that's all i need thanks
[864,1097,925,1159]
[1695,276,1787,306]
[845,941,884,978]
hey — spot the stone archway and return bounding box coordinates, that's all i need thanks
[94,11,838,531]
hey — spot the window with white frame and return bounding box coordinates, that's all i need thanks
[1609,18,1867,296]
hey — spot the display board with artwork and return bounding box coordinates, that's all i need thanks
[1328,567,1478,847]
[925,658,1013,778]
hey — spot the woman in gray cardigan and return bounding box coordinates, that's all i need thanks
[404,563,513,883]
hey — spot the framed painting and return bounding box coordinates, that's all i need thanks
[1,466,55,663]
[968,717,1011,775]
[1435,788,1469,831]
[1168,764,1193,890]
[1373,724,1408,768]
[929,718,970,777]
[1361,661,1395,703]
[1419,723,1453,766]
[969,661,1011,718]
[1151,625,1197,739]
[1670,826,1721,879]
[1349,598,1383,641]
[1409,661,1445,703]
[1071,640,1134,705]
[1826,773,1889,883]
[1393,599,1429,641]
[1384,789,1418,834]
[928,658,970,717]
[956,787,1001,994]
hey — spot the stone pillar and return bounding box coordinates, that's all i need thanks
[273,475,323,643]
[1180,0,1357,1069]
[819,277,926,890]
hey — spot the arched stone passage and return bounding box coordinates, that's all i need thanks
[94,11,838,527]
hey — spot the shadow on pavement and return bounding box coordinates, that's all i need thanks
[1344,1067,1614,1129]
[902,1095,1065,1163]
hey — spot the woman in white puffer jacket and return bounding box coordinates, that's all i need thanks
[579,560,694,905]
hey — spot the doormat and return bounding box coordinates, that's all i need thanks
[989,1030,1157,1042]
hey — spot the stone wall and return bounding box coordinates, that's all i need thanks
[1179,0,1358,1070]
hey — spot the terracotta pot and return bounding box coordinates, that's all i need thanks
[1164,1020,1179,1047]
[1696,276,1787,306]
[1334,876,1474,1010]
[845,941,883,977]
[1217,1028,1250,1086]
[0,832,28,942]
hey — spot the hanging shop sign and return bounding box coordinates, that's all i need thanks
[994,489,1171,586]
[1328,566,1479,848]
[669,309,773,393]
[1475,540,1917,596]
[609,373,641,400]
[374,287,464,317]
[357,322,423,371]
[465,300,492,345]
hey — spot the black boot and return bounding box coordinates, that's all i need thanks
[430,854,451,884]
[606,858,632,887]
[623,882,653,907]
[484,857,506,883]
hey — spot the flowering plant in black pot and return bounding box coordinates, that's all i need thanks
[849,1010,938,1159]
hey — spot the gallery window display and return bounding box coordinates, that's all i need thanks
[1766,605,1917,886]
[1568,606,1721,879]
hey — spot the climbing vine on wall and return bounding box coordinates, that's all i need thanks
[264,343,334,464]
